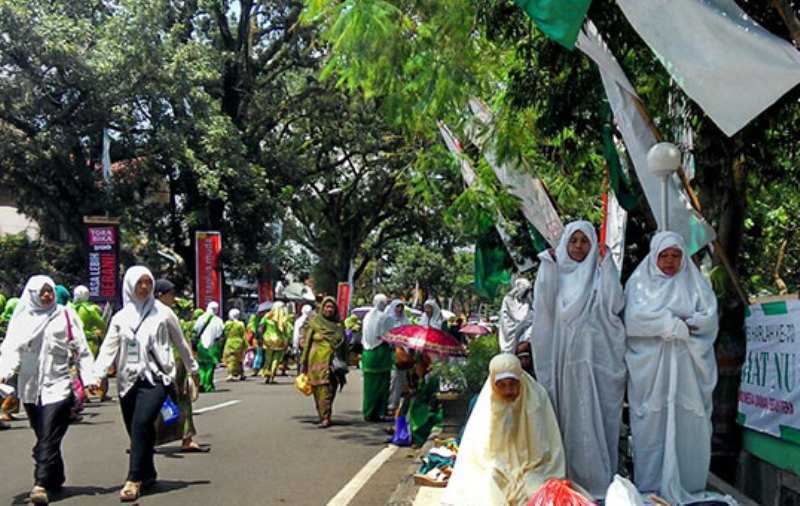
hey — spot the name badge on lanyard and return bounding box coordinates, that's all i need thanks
[126,337,141,364]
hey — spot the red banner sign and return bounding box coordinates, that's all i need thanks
[195,231,222,311]
[336,282,351,321]
[86,220,119,303]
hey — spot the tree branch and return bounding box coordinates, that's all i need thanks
[771,0,800,47]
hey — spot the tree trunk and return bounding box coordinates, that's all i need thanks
[771,0,800,47]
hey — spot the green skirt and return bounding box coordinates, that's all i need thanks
[197,342,219,393]
[362,344,394,421]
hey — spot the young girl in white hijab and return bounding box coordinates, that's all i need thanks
[94,266,198,502]
[530,220,626,498]
[624,232,719,504]
[420,299,444,329]
[442,354,565,506]
[0,275,96,505]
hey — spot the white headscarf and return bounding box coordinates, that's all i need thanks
[116,266,156,331]
[73,285,90,303]
[499,278,534,353]
[420,299,443,329]
[362,294,389,350]
[555,221,599,316]
[625,231,718,338]
[293,304,313,349]
[3,275,59,346]
[196,300,224,349]
[384,299,409,329]
[228,308,241,321]
[442,354,566,506]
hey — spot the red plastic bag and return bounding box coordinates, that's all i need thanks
[527,479,596,506]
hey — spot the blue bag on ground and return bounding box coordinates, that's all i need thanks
[391,415,412,447]
[160,395,181,426]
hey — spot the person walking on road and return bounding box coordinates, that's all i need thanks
[154,279,207,454]
[223,308,247,381]
[260,302,292,384]
[300,296,347,428]
[361,294,393,422]
[93,266,199,502]
[0,275,97,505]
[194,301,224,393]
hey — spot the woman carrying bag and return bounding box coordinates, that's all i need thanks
[93,266,199,502]
[0,275,97,505]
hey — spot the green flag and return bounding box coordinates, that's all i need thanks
[474,215,513,299]
[514,0,593,49]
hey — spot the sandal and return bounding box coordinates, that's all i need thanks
[119,481,141,502]
[179,442,210,453]
[29,485,49,505]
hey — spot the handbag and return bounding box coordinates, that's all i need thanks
[294,373,313,396]
[243,348,256,369]
[252,347,265,370]
[64,310,87,409]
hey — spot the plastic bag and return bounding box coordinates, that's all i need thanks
[159,395,181,426]
[527,479,596,506]
[294,373,313,396]
[605,475,645,506]
[391,415,412,447]
[243,348,256,369]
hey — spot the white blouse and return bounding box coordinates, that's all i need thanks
[94,301,198,398]
[0,306,96,405]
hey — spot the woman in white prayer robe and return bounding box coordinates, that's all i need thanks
[530,220,626,498]
[624,231,718,504]
[499,278,534,353]
[442,354,565,506]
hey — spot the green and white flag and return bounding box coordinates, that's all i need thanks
[438,122,536,273]
[466,98,565,248]
[576,21,716,254]
[514,0,593,49]
[616,0,800,136]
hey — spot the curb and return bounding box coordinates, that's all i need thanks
[385,429,442,506]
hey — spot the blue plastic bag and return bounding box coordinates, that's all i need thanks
[253,348,265,370]
[160,395,181,426]
[391,415,412,447]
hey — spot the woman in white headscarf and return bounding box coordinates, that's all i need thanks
[0,275,97,505]
[361,294,392,422]
[442,354,565,506]
[93,266,198,502]
[530,220,626,498]
[499,278,534,353]
[420,299,444,329]
[293,304,313,353]
[194,301,224,392]
[624,232,719,504]
[385,299,410,414]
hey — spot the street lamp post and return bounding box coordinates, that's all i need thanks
[646,142,681,231]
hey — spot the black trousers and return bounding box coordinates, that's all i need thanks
[120,378,166,482]
[24,395,74,490]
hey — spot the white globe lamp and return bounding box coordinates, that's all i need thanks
[647,142,681,231]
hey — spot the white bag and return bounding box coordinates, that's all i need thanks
[606,475,645,506]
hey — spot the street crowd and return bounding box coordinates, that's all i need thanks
[0,220,722,506]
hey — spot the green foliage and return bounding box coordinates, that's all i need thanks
[0,233,82,295]
[463,334,501,394]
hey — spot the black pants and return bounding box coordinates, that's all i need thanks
[24,395,74,490]
[120,378,166,482]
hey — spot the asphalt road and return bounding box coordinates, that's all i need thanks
[0,367,412,506]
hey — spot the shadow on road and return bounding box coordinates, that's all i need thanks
[143,479,212,497]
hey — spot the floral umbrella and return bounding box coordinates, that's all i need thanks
[383,325,467,357]
[459,324,492,336]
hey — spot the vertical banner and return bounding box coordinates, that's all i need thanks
[195,231,222,311]
[258,280,274,303]
[336,282,351,322]
[85,217,120,304]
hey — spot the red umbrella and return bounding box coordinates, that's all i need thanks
[383,325,467,357]
[459,324,492,336]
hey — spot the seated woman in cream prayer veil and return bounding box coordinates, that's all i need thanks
[442,354,565,506]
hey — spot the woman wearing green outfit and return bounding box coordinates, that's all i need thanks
[301,297,347,428]
[71,285,107,357]
[361,294,393,422]
[260,302,292,384]
[223,309,247,381]
[405,353,443,447]
[194,302,224,393]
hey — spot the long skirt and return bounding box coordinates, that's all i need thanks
[361,345,393,421]
[388,368,409,413]
[174,360,196,440]
[262,348,286,381]
[197,343,218,393]
[312,382,337,421]
[223,347,244,378]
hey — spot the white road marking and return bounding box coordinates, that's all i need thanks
[326,445,399,506]
[193,400,241,414]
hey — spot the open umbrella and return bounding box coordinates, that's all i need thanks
[459,324,492,336]
[383,325,467,357]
